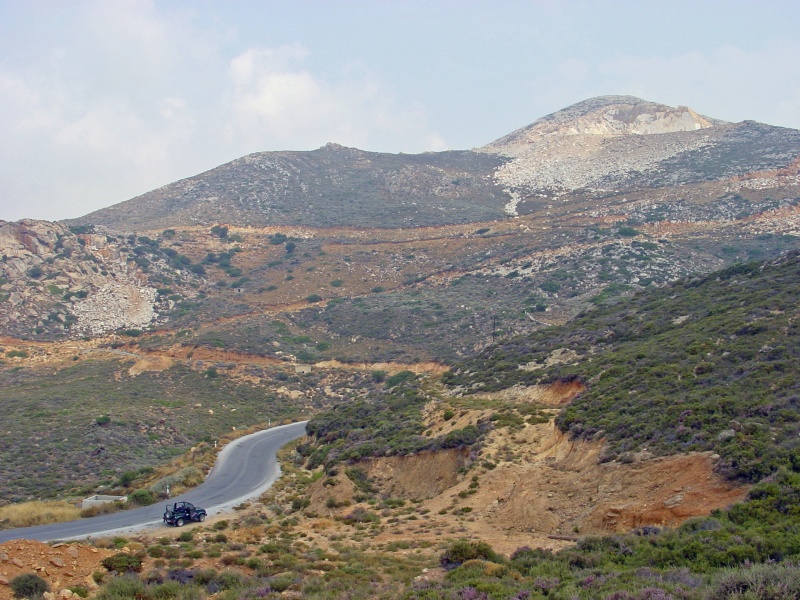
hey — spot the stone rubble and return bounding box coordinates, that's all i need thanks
[72,282,158,335]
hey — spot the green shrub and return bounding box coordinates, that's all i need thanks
[341,507,379,524]
[618,226,640,237]
[269,233,288,245]
[128,489,157,506]
[95,575,146,600]
[177,530,194,542]
[385,370,416,387]
[66,585,89,598]
[268,574,296,592]
[440,540,501,570]
[210,225,229,239]
[117,471,138,487]
[9,573,50,599]
[101,553,143,573]
[216,571,245,590]
[710,562,800,599]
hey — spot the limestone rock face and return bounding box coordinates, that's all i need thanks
[0,220,200,340]
[0,219,65,258]
[478,96,747,214]
[72,282,158,335]
[485,96,721,154]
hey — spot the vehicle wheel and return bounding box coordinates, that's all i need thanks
[196,514,205,522]
[175,517,185,527]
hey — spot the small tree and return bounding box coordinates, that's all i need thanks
[10,573,50,599]
[210,225,229,239]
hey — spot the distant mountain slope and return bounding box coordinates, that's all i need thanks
[480,96,800,215]
[70,146,510,230]
[68,95,800,232]
[444,250,800,483]
[4,95,798,346]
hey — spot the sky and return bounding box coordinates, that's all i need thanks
[1,0,800,222]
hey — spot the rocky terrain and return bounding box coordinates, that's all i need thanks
[69,147,510,230]
[1,96,799,588]
[283,381,749,556]
[2,96,800,363]
[68,96,800,232]
[0,540,114,600]
[0,220,204,339]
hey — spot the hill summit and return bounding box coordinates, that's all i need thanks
[2,94,798,345]
[68,95,800,230]
[483,95,723,153]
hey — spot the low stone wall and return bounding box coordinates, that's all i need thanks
[80,494,127,510]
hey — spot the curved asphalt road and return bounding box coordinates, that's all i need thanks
[0,421,308,543]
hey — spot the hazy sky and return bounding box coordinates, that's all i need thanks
[2,0,799,222]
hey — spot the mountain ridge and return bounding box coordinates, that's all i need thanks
[3,97,800,598]
[2,94,799,350]
[66,95,800,230]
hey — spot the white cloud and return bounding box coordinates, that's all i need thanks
[227,45,445,153]
[0,5,445,222]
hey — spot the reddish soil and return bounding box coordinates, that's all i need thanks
[299,383,750,556]
[0,540,115,600]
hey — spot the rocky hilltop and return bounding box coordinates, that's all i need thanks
[480,96,800,215]
[485,96,722,146]
[68,95,800,231]
[2,95,799,351]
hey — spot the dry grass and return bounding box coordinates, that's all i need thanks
[0,499,81,529]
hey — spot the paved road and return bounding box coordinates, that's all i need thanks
[0,421,308,543]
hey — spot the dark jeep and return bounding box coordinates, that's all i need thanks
[163,501,207,527]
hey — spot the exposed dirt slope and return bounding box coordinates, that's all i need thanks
[301,382,749,556]
[451,422,748,551]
